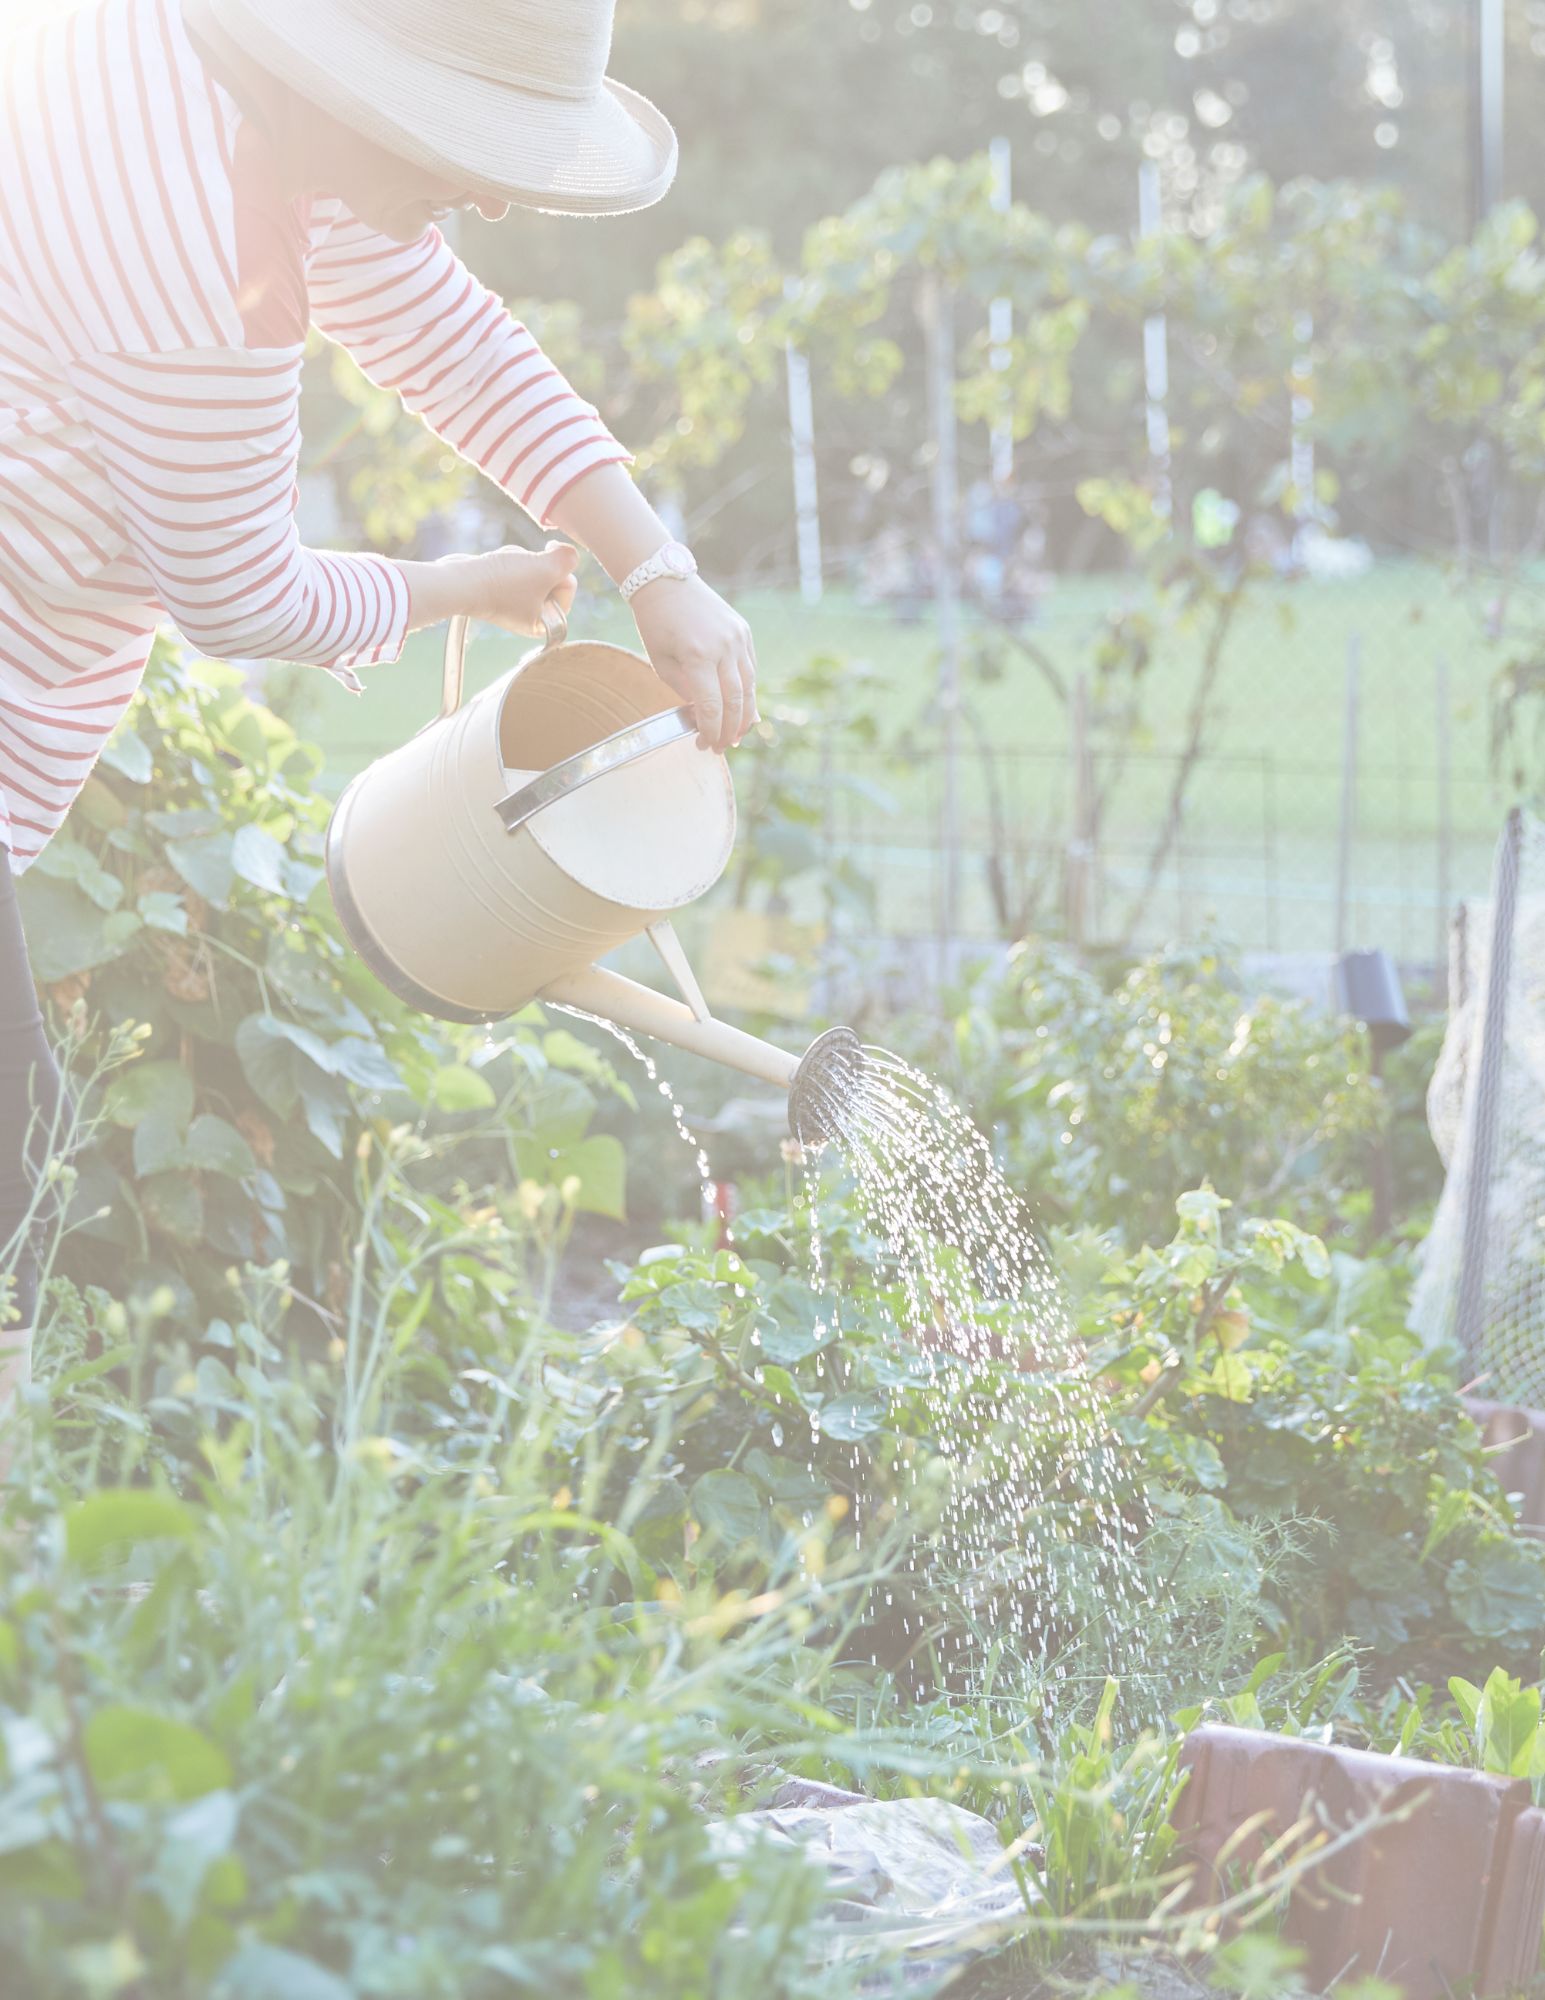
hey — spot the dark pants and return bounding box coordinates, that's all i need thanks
[0,856,67,1327]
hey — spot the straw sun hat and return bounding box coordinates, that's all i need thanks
[197,0,678,216]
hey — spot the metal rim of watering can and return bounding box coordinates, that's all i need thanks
[787,1026,865,1147]
[493,705,700,835]
[439,595,570,724]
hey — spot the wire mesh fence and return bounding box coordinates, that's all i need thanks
[721,563,1514,971]
[310,554,1520,977]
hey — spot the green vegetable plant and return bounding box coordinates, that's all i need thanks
[11,642,630,1349]
[1081,1189,1545,1679]
[930,940,1384,1250]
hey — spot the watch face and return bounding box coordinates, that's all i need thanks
[663,542,695,578]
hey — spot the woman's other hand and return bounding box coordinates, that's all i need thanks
[629,573,758,752]
[397,540,578,639]
[473,541,578,634]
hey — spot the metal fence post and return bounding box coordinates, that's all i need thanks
[1455,807,1525,1366]
[1138,162,1172,525]
[988,136,1013,488]
[1066,672,1093,954]
[1335,635,1361,955]
[921,271,962,953]
[783,286,823,606]
[1437,653,1453,996]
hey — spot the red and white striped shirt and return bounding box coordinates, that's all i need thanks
[0,0,630,874]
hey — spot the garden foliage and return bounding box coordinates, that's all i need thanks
[6,658,1545,1993]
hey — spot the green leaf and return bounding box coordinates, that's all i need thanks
[212,1943,354,2000]
[138,889,189,934]
[31,838,124,911]
[1208,1352,1253,1403]
[231,823,288,896]
[166,831,236,907]
[141,1170,206,1243]
[817,1393,887,1440]
[184,1115,258,1180]
[514,1132,626,1221]
[691,1469,763,1548]
[301,1076,350,1158]
[100,726,154,783]
[430,1064,497,1114]
[1478,1668,1541,1777]
[133,1107,189,1177]
[1449,1546,1545,1645]
[65,1489,195,1565]
[13,876,124,981]
[104,1059,195,1132]
[84,1707,230,1803]
[325,1036,401,1093]
[235,1016,302,1116]
[150,1790,239,1930]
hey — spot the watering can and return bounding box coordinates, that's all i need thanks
[324,606,860,1142]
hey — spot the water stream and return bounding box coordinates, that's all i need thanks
[554,1008,1154,1710]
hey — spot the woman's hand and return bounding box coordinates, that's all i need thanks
[397,541,578,638]
[629,573,758,752]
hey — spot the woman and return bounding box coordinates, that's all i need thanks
[0,0,758,1382]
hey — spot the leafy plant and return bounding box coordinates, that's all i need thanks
[930,939,1384,1249]
[1080,1190,1545,1678]
[12,643,630,1349]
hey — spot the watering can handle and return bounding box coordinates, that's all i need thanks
[494,704,699,834]
[438,595,570,722]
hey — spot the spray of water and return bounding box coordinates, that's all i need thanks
[799,1044,1155,1710]
[556,1009,1156,1719]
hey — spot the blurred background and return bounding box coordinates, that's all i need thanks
[288,0,1545,1003]
[11,0,1545,990]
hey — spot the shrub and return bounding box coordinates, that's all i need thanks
[924,940,1385,1248]
[1078,1187,1545,1681]
[12,643,629,1349]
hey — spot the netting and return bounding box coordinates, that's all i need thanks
[1410,810,1545,1404]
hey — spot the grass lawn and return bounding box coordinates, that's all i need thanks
[294,563,1521,963]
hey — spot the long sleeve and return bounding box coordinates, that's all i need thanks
[64,344,409,674]
[306,212,630,529]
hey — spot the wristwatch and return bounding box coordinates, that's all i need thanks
[619,539,698,602]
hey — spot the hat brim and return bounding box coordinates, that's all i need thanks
[203,0,678,216]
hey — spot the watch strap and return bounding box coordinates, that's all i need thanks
[619,541,698,601]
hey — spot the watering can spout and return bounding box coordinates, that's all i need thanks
[539,963,863,1145]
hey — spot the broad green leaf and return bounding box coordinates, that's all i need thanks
[231,823,287,895]
[325,1036,401,1093]
[31,838,124,911]
[103,1060,195,1132]
[301,1077,349,1158]
[429,1064,497,1113]
[138,889,189,935]
[100,726,154,783]
[184,1115,258,1180]
[1208,1352,1253,1403]
[140,1170,206,1244]
[557,1135,625,1220]
[12,875,124,981]
[65,1489,195,1565]
[150,1790,239,1930]
[133,1107,189,1178]
[1478,1668,1541,1777]
[691,1469,763,1547]
[514,1132,626,1220]
[212,1943,355,2000]
[83,1706,230,1803]
[817,1393,887,1440]
[166,831,236,907]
